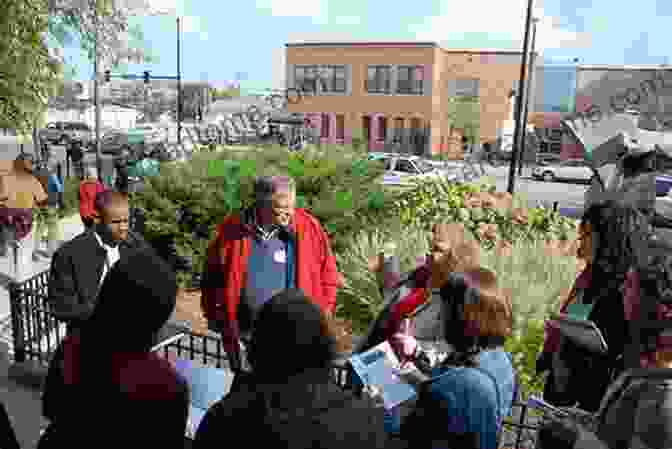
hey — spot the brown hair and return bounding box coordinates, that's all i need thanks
[461,267,513,338]
[430,223,481,286]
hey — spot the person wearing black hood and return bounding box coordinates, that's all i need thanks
[193,288,404,449]
[38,249,189,449]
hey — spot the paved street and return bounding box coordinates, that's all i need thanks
[486,165,588,217]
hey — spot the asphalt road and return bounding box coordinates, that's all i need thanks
[487,165,588,218]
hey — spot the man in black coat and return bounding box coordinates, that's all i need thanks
[47,190,154,334]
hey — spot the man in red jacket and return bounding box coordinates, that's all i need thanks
[201,175,340,383]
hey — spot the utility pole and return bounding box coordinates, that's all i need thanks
[93,0,102,182]
[518,17,539,176]
[507,0,535,194]
[177,17,182,147]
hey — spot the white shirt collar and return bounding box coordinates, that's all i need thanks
[93,231,121,284]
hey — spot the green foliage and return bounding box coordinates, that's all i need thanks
[0,0,61,132]
[129,145,394,279]
[392,178,576,248]
[60,176,81,219]
[337,227,579,395]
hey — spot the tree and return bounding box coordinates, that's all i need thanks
[212,87,240,101]
[447,96,481,144]
[0,0,61,132]
[47,0,159,72]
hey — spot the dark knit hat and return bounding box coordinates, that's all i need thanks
[85,248,177,350]
[247,289,336,380]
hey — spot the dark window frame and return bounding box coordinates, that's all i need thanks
[451,78,480,98]
[397,66,424,95]
[377,116,387,141]
[367,66,392,94]
[321,113,330,138]
[335,114,345,140]
[393,118,404,143]
[319,65,347,93]
[295,65,318,94]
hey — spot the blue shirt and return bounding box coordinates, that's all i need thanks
[425,349,516,449]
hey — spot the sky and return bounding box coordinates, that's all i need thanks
[59,0,672,94]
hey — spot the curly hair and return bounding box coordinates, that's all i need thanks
[580,199,652,282]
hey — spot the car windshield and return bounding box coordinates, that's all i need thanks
[415,160,434,173]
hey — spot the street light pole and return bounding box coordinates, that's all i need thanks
[93,0,102,182]
[518,17,538,176]
[177,17,182,147]
[506,0,535,195]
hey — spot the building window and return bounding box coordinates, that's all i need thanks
[321,113,330,138]
[393,118,404,143]
[367,66,391,94]
[397,66,424,95]
[319,66,347,93]
[450,78,480,98]
[377,116,387,141]
[336,114,345,140]
[295,65,318,94]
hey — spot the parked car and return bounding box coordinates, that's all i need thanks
[100,131,145,157]
[377,155,455,185]
[40,121,92,146]
[532,158,593,183]
[536,153,563,166]
[657,174,672,196]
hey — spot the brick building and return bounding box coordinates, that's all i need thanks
[285,42,533,158]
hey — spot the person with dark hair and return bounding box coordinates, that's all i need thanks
[48,190,154,334]
[538,237,672,449]
[201,175,341,390]
[540,199,651,412]
[398,268,517,449]
[79,166,105,230]
[39,249,189,449]
[193,288,400,449]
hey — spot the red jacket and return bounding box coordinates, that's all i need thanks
[79,180,105,220]
[201,208,341,353]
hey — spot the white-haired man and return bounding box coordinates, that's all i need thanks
[202,174,341,385]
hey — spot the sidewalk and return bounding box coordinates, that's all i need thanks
[0,215,85,353]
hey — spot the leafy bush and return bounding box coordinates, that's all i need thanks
[392,177,577,248]
[337,225,580,395]
[60,176,81,219]
[129,144,393,286]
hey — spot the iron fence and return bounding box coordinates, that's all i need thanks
[9,268,540,448]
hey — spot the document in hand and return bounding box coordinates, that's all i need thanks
[550,313,608,355]
[172,358,233,439]
[348,341,417,410]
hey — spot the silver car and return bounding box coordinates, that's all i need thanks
[532,158,593,183]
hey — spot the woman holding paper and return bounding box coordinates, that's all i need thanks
[398,268,516,449]
[538,200,651,412]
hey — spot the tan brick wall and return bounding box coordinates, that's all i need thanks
[286,44,526,156]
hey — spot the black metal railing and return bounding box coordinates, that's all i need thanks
[9,270,64,364]
[9,268,540,448]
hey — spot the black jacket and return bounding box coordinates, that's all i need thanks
[47,229,154,332]
[193,374,406,449]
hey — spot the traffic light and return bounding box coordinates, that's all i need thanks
[104,70,111,83]
[143,71,150,84]
[197,107,203,122]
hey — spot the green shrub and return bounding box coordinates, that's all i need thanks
[129,144,394,284]
[337,226,579,395]
[392,177,576,247]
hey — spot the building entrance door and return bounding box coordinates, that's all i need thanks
[362,116,371,151]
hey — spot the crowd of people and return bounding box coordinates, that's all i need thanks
[1,162,670,448]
